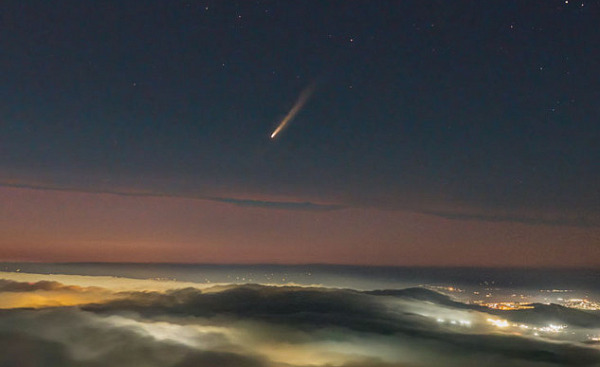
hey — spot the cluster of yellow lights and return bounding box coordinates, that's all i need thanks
[482,302,534,310]
[562,298,600,311]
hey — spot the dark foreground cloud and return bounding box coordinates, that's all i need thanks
[2,280,600,367]
[0,279,84,292]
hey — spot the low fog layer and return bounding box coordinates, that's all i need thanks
[1,277,600,367]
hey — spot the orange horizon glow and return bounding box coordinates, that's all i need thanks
[0,186,599,267]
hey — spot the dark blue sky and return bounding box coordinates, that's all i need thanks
[2,0,599,227]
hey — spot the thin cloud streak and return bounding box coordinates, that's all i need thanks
[209,197,343,211]
[420,209,599,228]
[2,180,598,226]
[0,181,343,212]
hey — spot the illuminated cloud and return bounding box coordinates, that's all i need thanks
[0,279,118,308]
[2,275,600,366]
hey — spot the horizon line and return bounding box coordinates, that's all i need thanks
[1,261,598,270]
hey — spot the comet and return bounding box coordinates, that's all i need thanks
[270,83,316,139]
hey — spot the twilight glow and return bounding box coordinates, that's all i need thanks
[1,1,599,366]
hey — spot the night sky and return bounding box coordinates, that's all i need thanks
[1,1,598,265]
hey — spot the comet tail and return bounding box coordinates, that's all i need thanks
[270,83,316,139]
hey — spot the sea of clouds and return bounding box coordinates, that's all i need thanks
[1,276,600,367]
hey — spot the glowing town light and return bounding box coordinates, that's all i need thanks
[538,324,566,333]
[487,318,509,328]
